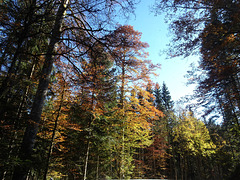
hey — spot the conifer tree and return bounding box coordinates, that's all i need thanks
[161,82,174,111]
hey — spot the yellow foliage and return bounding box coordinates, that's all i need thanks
[173,111,216,156]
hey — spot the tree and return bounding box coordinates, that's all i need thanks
[161,82,174,111]
[154,82,163,110]
[68,41,118,180]
[154,0,240,118]
[149,82,175,179]
[12,1,70,179]
[104,25,161,179]
[154,0,239,113]
[173,111,216,180]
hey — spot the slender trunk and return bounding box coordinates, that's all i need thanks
[120,58,125,109]
[0,63,36,179]
[16,63,36,123]
[12,1,69,179]
[83,86,95,180]
[174,151,178,180]
[96,155,99,180]
[83,138,90,180]
[153,146,156,177]
[120,125,125,179]
[120,57,125,179]
[180,155,183,180]
[184,155,187,180]
[170,130,178,180]
[198,156,203,180]
[110,140,113,178]
[43,84,65,180]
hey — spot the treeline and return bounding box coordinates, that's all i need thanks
[0,0,239,180]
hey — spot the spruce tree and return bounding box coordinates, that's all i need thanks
[161,82,174,111]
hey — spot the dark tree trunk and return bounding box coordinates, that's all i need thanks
[0,0,36,118]
[12,1,69,179]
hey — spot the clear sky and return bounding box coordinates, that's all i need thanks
[124,0,197,102]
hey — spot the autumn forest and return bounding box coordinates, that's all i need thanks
[0,0,239,180]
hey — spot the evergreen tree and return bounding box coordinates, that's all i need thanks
[139,82,176,179]
[161,82,174,111]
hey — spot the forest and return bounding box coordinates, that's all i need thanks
[0,0,239,180]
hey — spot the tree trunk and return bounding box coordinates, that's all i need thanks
[83,138,90,180]
[0,0,37,98]
[0,0,36,121]
[12,1,69,179]
[96,155,99,180]
[43,84,65,180]
[16,63,36,123]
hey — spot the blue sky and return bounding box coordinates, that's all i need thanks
[123,0,197,102]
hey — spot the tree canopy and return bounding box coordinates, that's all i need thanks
[0,0,239,179]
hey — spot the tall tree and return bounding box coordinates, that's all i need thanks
[103,25,161,179]
[12,1,70,179]
[0,1,52,178]
[149,82,175,179]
